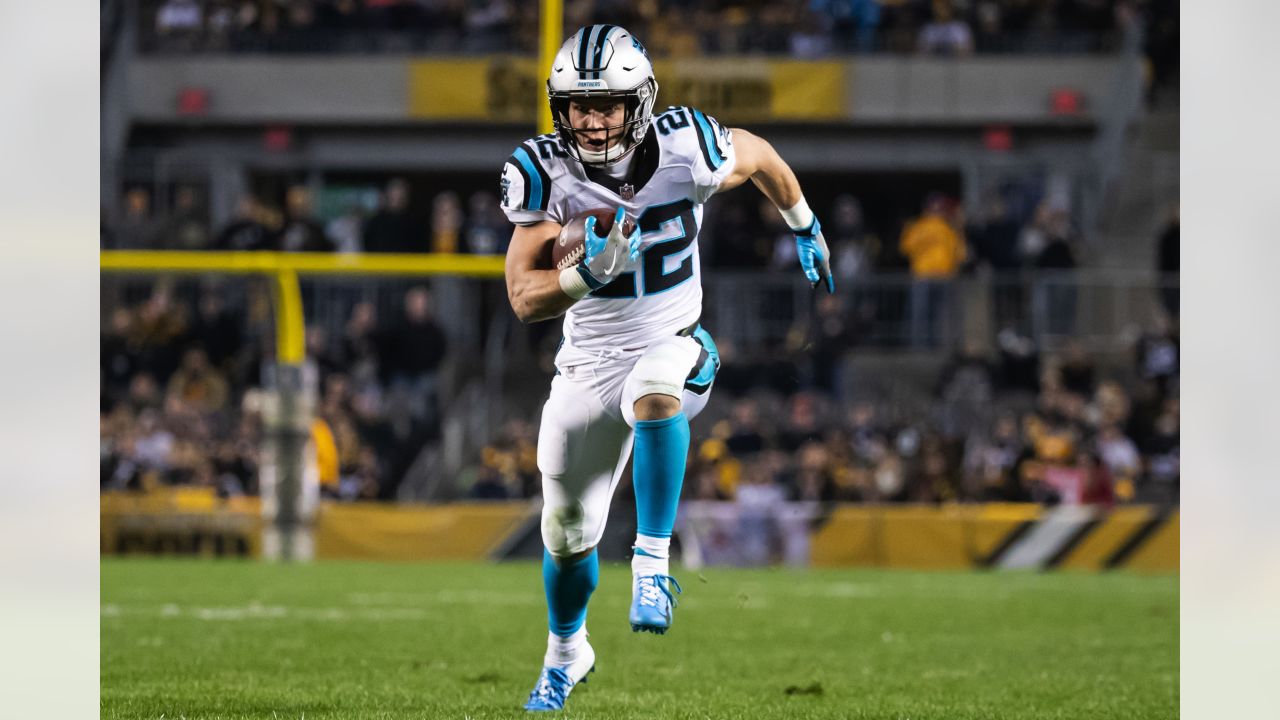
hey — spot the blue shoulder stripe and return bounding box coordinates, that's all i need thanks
[512,145,548,212]
[689,109,725,172]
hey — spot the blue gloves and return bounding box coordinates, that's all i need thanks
[579,207,642,289]
[793,216,835,294]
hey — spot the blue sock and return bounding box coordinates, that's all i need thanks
[542,548,599,637]
[633,412,691,538]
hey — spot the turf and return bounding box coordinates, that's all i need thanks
[102,559,1177,719]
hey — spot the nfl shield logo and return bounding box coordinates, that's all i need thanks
[619,183,635,201]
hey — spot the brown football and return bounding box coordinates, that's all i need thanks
[552,209,638,271]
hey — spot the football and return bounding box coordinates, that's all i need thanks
[552,208,637,270]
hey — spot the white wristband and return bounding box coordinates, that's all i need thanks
[779,198,814,232]
[558,266,592,300]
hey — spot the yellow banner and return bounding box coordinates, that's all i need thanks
[408,57,846,124]
[315,502,535,561]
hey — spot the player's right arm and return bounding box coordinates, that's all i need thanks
[505,220,578,324]
[499,144,638,322]
[505,208,642,323]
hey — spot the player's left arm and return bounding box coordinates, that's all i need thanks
[718,128,834,293]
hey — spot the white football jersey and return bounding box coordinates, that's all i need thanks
[500,106,736,356]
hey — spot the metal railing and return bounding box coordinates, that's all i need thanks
[705,269,1178,355]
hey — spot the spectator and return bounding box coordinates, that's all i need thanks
[118,188,160,250]
[156,0,204,50]
[306,324,344,379]
[190,285,243,372]
[380,286,448,431]
[972,0,1007,53]
[276,185,334,252]
[1136,313,1179,399]
[964,413,1028,501]
[789,293,850,396]
[1035,208,1077,271]
[789,440,836,501]
[102,308,139,408]
[1058,340,1096,396]
[900,194,967,278]
[790,11,833,59]
[326,202,367,254]
[337,299,378,366]
[205,0,237,50]
[463,0,514,53]
[1142,398,1179,503]
[1017,202,1055,268]
[779,393,825,452]
[917,0,973,56]
[464,191,508,254]
[935,339,995,436]
[166,348,230,414]
[829,194,874,283]
[363,178,424,253]
[899,193,966,347]
[1096,423,1141,487]
[1078,451,1115,506]
[647,6,702,58]
[1031,205,1078,336]
[725,398,768,456]
[431,191,464,253]
[133,408,176,475]
[165,186,211,250]
[132,283,189,380]
[968,193,1021,271]
[813,0,882,53]
[216,195,273,251]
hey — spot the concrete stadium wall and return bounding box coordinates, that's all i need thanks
[126,55,1121,126]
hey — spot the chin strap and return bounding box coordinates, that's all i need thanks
[577,140,637,167]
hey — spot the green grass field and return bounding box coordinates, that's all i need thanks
[102,559,1177,719]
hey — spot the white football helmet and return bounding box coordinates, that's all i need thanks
[547,25,659,167]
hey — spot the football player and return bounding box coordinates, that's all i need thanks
[500,24,834,711]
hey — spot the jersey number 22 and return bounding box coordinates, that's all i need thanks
[591,199,698,299]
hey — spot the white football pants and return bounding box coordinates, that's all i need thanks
[537,331,717,557]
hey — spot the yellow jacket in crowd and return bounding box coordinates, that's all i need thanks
[899,214,967,278]
[310,418,339,489]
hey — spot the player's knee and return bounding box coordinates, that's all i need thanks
[625,351,687,416]
[541,500,590,557]
[549,546,598,567]
[633,392,681,421]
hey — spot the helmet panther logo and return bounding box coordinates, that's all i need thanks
[631,36,650,60]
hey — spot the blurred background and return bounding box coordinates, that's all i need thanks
[99,0,1178,569]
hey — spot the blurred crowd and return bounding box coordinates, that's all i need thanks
[100,179,1094,279]
[468,317,1179,506]
[100,279,449,502]
[102,176,1178,507]
[140,0,1173,58]
[101,181,510,256]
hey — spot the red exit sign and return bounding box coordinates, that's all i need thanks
[1049,88,1085,116]
[176,87,209,116]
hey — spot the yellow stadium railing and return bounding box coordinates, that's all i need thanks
[100,250,506,363]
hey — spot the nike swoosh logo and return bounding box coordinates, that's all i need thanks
[622,65,636,71]
[554,65,564,72]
